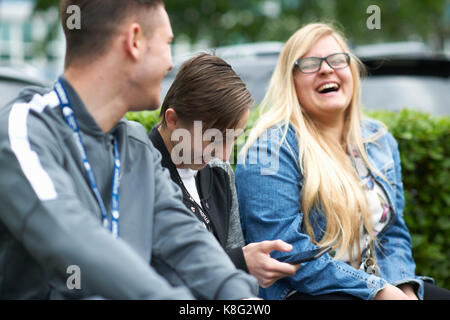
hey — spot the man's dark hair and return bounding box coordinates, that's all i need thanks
[60,0,164,68]
[160,53,254,133]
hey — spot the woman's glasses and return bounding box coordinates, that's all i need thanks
[294,53,350,74]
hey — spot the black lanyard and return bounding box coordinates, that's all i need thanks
[174,173,212,232]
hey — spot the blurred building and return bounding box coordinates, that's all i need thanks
[0,0,64,79]
[0,0,447,81]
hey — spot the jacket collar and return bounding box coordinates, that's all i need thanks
[59,76,126,137]
[148,125,213,206]
[149,124,182,184]
[149,125,230,245]
[58,77,131,176]
[361,118,388,140]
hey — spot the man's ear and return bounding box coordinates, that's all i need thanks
[124,23,144,61]
[165,108,178,130]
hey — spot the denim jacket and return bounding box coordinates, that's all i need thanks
[235,119,430,300]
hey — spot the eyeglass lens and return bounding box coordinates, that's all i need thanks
[297,53,349,73]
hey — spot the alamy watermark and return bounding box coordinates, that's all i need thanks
[64,4,381,32]
[66,265,81,290]
[64,4,381,31]
[66,5,81,30]
[167,121,280,175]
[366,5,381,30]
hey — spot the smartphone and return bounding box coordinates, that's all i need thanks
[275,246,332,264]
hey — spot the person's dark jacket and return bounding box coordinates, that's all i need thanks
[149,125,248,272]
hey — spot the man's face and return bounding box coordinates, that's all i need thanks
[132,5,174,111]
[171,109,250,171]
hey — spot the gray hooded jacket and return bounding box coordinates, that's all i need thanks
[0,78,258,299]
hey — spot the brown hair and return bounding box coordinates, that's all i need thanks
[60,0,164,68]
[160,53,254,132]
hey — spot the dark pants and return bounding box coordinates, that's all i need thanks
[287,281,450,300]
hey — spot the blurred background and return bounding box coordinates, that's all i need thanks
[0,0,449,114]
[1,0,449,63]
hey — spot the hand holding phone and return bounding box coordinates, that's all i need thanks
[275,246,332,265]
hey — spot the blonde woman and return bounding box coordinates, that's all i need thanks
[235,23,449,300]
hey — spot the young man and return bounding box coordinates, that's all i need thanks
[0,0,257,299]
[150,53,299,289]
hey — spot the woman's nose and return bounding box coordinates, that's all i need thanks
[318,60,334,75]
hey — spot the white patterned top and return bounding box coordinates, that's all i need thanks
[336,148,391,273]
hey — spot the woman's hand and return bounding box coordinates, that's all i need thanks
[243,239,300,288]
[374,284,413,300]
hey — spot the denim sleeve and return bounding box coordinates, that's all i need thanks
[374,133,425,298]
[235,127,387,300]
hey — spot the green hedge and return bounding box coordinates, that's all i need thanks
[126,110,161,132]
[127,108,450,289]
[365,109,449,289]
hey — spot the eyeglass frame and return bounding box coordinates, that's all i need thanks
[294,52,351,74]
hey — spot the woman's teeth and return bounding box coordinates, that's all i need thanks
[318,83,340,93]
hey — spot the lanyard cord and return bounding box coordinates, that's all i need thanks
[54,79,120,238]
[173,172,212,232]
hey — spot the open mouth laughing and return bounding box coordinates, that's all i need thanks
[316,81,340,94]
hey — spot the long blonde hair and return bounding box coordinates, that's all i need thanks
[242,23,384,266]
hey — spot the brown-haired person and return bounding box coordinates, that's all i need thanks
[0,1,258,299]
[149,53,300,289]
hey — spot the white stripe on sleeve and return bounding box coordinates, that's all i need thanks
[8,92,60,201]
